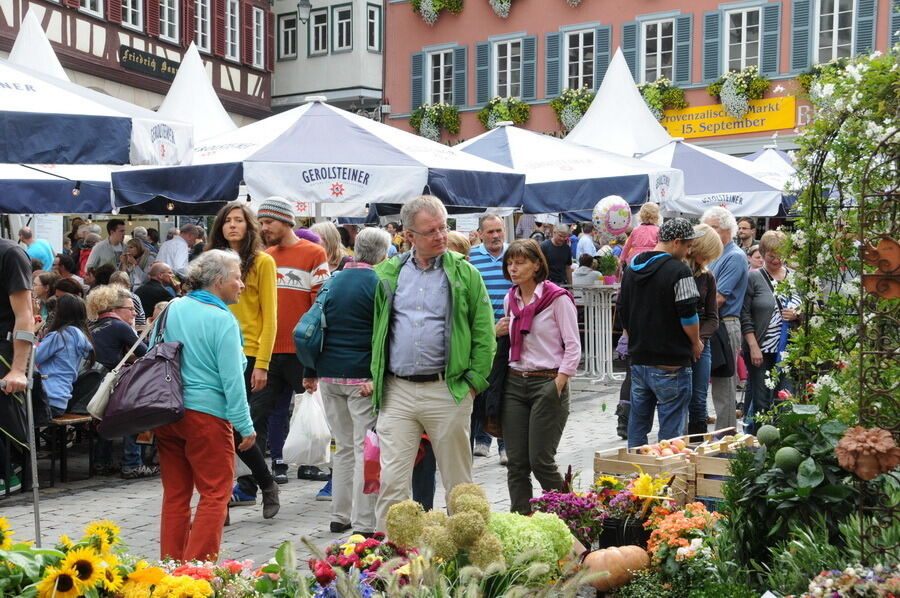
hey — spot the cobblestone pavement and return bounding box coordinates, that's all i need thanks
[2,379,641,564]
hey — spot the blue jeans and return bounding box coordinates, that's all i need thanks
[688,343,711,425]
[743,350,794,434]
[627,364,692,448]
[471,418,505,452]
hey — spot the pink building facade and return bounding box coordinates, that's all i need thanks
[384,0,896,153]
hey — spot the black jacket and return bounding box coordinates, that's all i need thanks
[617,251,699,367]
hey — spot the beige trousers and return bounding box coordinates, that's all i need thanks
[375,375,474,531]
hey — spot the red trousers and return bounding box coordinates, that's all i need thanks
[156,409,235,562]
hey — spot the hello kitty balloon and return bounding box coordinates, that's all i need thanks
[592,195,633,237]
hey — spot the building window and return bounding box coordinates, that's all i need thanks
[817,0,854,63]
[159,0,179,43]
[333,5,352,51]
[428,50,453,104]
[122,0,142,30]
[252,7,264,68]
[225,0,239,60]
[725,7,760,71]
[310,9,328,55]
[80,0,103,18]
[493,39,522,98]
[194,0,211,52]
[565,30,594,90]
[642,19,674,82]
[367,4,381,52]
[279,14,297,59]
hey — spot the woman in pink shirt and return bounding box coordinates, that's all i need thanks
[497,239,581,514]
[620,202,661,267]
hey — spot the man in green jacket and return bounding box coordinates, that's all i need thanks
[371,195,496,531]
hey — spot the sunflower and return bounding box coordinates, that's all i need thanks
[57,535,75,550]
[36,566,84,598]
[61,546,106,588]
[101,564,125,593]
[82,520,121,552]
[0,516,14,549]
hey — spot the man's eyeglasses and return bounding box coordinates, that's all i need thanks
[409,225,450,239]
[113,305,136,312]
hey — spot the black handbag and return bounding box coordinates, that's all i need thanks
[96,303,184,440]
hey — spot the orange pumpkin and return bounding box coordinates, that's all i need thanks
[582,545,650,592]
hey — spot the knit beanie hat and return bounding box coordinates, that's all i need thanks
[257,196,296,225]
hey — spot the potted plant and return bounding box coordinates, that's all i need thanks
[550,86,595,130]
[409,103,461,142]
[488,0,511,18]
[477,96,531,130]
[409,0,463,26]
[706,65,771,119]
[637,77,688,120]
[595,252,619,285]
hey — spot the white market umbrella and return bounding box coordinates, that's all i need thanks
[112,99,525,215]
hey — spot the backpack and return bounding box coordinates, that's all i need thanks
[293,274,337,369]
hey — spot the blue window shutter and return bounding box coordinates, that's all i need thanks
[893,0,900,47]
[761,2,781,77]
[790,0,812,72]
[621,22,638,80]
[411,52,424,110]
[476,42,490,104]
[703,10,722,81]
[674,15,693,86]
[854,0,877,55]
[522,35,537,100]
[545,32,561,97]
[594,25,612,90]
[453,46,467,107]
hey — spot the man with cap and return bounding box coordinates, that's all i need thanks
[616,218,704,447]
[232,197,329,499]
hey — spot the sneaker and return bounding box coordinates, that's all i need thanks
[316,479,332,501]
[121,464,159,479]
[297,465,330,481]
[272,461,289,485]
[92,464,119,476]
[229,483,257,507]
[330,521,351,533]
[473,444,490,457]
[498,448,508,466]
[0,475,22,494]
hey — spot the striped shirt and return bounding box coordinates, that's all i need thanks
[469,243,512,322]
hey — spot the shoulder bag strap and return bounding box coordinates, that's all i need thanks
[109,318,156,375]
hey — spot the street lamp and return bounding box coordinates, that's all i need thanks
[297,0,312,24]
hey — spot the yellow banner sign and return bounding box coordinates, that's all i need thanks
[661,96,796,139]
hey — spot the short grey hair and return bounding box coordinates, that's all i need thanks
[88,224,101,235]
[354,227,392,265]
[186,249,241,290]
[554,223,571,234]
[132,226,148,239]
[701,206,738,238]
[478,212,504,231]
[109,271,131,287]
[401,195,447,231]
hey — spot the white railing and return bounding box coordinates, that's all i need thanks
[579,285,625,383]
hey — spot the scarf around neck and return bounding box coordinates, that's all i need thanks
[188,289,227,311]
[507,280,573,362]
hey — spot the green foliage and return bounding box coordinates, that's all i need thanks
[636,78,688,120]
[763,517,844,596]
[477,97,531,130]
[686,582,758,598]
[409,103,461,139]
[613,569,676,598]
[549,87,595,129]
[781,45,900,426]
[410,0,463,14]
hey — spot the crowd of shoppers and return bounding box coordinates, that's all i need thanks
[2,196,796,564]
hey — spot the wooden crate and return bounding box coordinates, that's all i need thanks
[593,447,695,505]
[688,435,759,499]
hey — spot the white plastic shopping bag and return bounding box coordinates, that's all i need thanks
[282,390,331,467]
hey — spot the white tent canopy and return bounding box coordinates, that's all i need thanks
[9,9,69,81]
[157,43,236,142]
[744,145,797,192]
[564,48,672,157]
